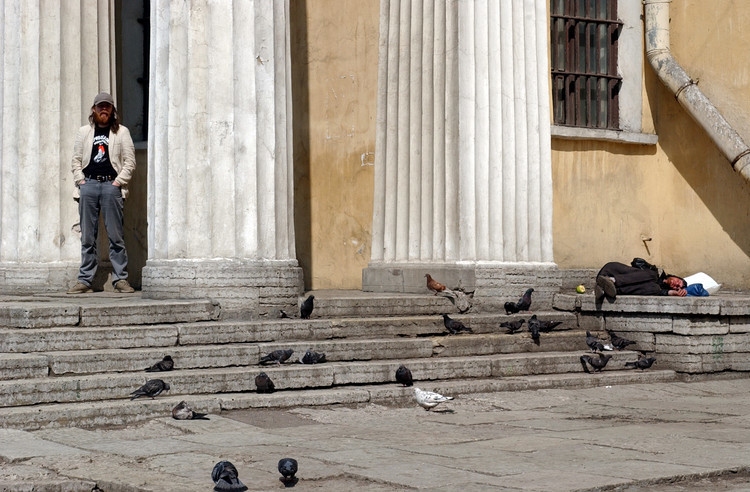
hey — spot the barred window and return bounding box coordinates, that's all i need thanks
[550,0,623,129]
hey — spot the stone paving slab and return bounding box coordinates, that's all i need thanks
[5,378,750,490]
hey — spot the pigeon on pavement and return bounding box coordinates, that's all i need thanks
[500,318,525,334]
[414,387,454,411]
[255,372,275,393]
[172,401,209,420]
[395,365,413,386]
[625,354,657,370]
[504,288,534,314]
[425,273,447,295]
[211,461,248,492]
[300,295,315,319]
[145,355,174,372]
[580,353,612,373]
[129,379,170,400]
[608,331,636,350]
[299,349,326,364]
[278,458,299,486]
[442,314,473,335]
[259,349,294,365]
[527,315,541,346]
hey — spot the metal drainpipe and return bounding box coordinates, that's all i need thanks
[644,0,750,183]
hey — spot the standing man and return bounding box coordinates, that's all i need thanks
[67,92,136,294]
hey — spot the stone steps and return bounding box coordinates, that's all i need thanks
[0,369,678,430]
[0,350,649,408]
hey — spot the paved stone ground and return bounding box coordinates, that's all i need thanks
[3,378,750,491]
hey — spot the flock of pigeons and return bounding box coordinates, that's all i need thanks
[125,275,657,487]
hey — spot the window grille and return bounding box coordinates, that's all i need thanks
[550,0,622,129]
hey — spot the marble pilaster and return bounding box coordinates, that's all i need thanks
[141,0,301,317]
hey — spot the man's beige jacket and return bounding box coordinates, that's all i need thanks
[71,124,136,200]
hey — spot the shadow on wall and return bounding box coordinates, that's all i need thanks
[648,80,750,259]
[290,0,313,291]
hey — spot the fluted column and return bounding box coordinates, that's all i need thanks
[142,0,301,316]
[364,0,558,306]
[0,1,115,292]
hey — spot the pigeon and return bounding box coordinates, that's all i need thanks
[300,295,315,319]
[278,458,299,486]
[585,331,606,352]
[504,288,534,314]
[129,379,170,400]
[414,387,454,411]
[395,365,413,386]
[608,331,636,350]
[527,315,541,346]
[625,354,657,370]
[144,355,174,372]
[425,273,447,295]
[255,372,275,393]
[500,319,525,334]
[172,401,209,420]
[211,461,248,492]
[299,349,326,364]
[580,353,612,373]
[537,318,563,332]
[442,314,473,335]
[259,349,294,365]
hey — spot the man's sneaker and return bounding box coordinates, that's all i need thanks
[114,280,135,293]
[67,282,93,294]
[596,275,617,299]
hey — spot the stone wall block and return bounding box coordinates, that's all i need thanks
[604,314,673,333]
[672,316,729,336]
[729,316,750,333]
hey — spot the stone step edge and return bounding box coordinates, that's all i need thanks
[0,369,678,430]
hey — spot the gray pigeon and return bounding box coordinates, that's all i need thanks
[608,330,636,350]
[259,349,294,365]
[625,354,656,370]
[527,315,541,346]
[299,349,326,364]
[395,365,413,386]
[585,331,606,352]
[145,355,174,372]
[442,314,473,335]
[172,401,209,420]
[505,288,534,314]
[278,457,298,486]
[212,461,247,492]
[129,379,170,400]
[580,353,612,373]
[255,372,275,393]
[500,318,525,334]
[300,295,314,319]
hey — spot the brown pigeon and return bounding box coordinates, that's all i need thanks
[425,274,446,295]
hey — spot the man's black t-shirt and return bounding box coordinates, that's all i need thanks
[84,125,117,177]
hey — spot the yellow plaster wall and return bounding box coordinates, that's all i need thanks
[291,0,379,290]
[552,1,750,288]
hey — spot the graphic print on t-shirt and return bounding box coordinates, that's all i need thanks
[93,134,109,163]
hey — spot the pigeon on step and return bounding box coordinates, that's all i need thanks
[608,331,636,350]
[259,349,294,365]
[300,295,315,319]
[500,318,525,334]
[395,365,413,386]
[129,379,170,400]
[255,372,275,393]
[145,355,174,372]
[527,315,541,346]
[425,273,447,295]
[442,314,473,335]
[625,354,656,370]
[299,349,326,364]
[580,353,612,373]
[504,288,534,314]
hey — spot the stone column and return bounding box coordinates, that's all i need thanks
[0,1,115,292]
[142,0,301,317]
[364,0,558,308]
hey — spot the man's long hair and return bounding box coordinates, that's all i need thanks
[88,107,120,133]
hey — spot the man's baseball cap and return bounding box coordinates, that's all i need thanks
[93,92,115,108]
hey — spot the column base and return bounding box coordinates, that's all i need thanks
[363,261,562,311]
[0,262,80,294]
[142,259,303,319]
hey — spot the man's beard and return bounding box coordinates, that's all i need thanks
[94,112,111,127]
